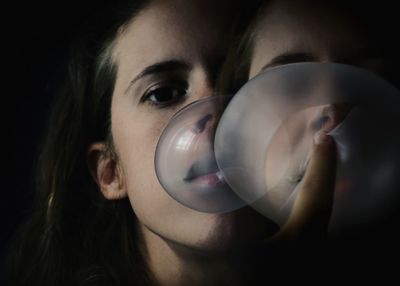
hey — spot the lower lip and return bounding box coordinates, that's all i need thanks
[188,171,225,187]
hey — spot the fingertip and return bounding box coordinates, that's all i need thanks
[313,130,332,145]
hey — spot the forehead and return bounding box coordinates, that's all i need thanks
[113,0,233,66]
[250,1,371,71]
[255,0,365,45]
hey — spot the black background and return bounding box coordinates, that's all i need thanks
[4,1,97,282]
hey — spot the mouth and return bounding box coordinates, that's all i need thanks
[184,155,225,187]
[184,170,225,187]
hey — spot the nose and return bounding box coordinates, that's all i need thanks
[310,103,354,132]
[194,113,214,134]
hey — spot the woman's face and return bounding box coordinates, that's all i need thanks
[247,0,388,213]
[110,0,272,251]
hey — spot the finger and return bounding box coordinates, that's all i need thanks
[274,130,337,241]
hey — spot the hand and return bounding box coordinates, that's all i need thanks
[271,130,337,242]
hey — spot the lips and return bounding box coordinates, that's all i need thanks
[183,153,224,186]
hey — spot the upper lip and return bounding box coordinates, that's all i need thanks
[184,153,220,182]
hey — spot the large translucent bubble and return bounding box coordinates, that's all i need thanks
[156,62,400,233]
[215,63,400,232]
[155,97,246,213]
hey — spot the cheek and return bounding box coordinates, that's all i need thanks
[111,99,163,193]
[264,111,314,206]
[110,101,189,229]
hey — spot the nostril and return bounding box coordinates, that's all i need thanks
[311,103,354,132]
[195,113,213,133]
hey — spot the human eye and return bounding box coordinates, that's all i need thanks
[141,80,189,108]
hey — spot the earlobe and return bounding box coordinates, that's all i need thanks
[87,142,127,200]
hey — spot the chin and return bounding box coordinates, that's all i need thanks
[188,206,279,254]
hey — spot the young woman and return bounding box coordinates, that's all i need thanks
[8,0,340,285]
[233,0,400,283]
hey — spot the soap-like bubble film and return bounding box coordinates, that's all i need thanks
[215,63,400,232]
[156,62,400,235]
[155,97,245,213]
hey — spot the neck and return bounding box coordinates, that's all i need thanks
[138,224,260,286]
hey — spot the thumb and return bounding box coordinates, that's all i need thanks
[273,130,337,241]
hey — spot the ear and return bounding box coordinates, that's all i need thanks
[87,142,127,200]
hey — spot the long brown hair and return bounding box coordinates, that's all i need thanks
[7,1,154,285]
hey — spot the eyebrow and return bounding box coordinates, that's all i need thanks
[124,60,191,95]
[260,48,385,73]
[260,52,316,72]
